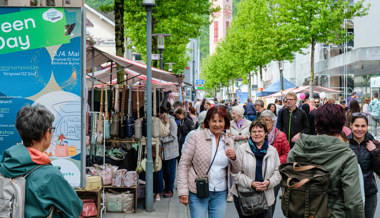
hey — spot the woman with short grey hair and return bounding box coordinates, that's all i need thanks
[0,104,83,217]
[226,105,252,202]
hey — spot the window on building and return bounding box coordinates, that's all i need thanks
[30,0,38,6]
[66,0,71,4]
[214,21,219,43]
[47,0,55,6]
[226,21,230,29]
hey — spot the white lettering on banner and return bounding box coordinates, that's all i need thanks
[0,35,30,50]
[0,18,36,33]
[24,18,36,29]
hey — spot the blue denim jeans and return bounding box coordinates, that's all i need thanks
[365,194,377,218]
[163,158,176,192]
[189,190,227,218]
[245,115,256,122]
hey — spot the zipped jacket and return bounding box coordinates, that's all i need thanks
[279,107,310,148]
[288,134,364,218]
[0,144,83,218]
[369,98,380,117]
[348,132,378,196]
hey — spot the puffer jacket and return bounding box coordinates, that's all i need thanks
[160,115,179,160]
[0,144,83,218]
[177,129,240,196]
[348,132,378,196]
[271,128,290,164]
[226,118,251,149]
[230,143,281,206]
[288,134,364,218]
[369,98,380,117]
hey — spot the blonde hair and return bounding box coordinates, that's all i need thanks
[286,92,297,101]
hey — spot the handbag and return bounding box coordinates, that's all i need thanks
[119,85,127,139]
[236,158,269,216]
[134,85,143,140]
[193,139,221,198]
[126,84,134,138]
[104,85,111,139]
[110,85,120,137]
[96,84,104,145]
[81,199,97,217]
[105,190,134,213]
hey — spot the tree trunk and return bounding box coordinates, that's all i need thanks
[115,0,125,83]
[309,38,316,96]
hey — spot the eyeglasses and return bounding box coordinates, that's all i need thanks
[49,127,56,133]
[352,112,368,117]
[287,99,295,101]
[315,101,320,103]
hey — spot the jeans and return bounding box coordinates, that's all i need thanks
[372,116,380,137]
[365,194,377,218]
[189,190,227,218]
[245,115,256,122]
[163,158,176,193]
[233,195,271,218]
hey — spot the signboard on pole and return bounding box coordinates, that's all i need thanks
[195,79,205,85]
[0,7,84,187]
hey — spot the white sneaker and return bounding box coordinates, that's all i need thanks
[155,193,161,201]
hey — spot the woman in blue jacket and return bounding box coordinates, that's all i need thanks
[348,113,380,218]
[0,104,83,218]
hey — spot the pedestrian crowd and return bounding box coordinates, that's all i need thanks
[175,92,380,218]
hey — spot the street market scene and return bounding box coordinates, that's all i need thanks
[0,0,380,217]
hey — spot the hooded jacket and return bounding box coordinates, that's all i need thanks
[0,144,83,218]
[348,132,378,196]
[287,134,364,218]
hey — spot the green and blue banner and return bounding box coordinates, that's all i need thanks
[0,7,83,187]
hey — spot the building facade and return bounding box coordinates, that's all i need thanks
[1,0,83,7]
[209,0,233,55]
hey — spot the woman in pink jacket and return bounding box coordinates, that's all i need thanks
[177,106,240,218]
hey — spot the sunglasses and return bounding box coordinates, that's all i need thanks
[352,112,368,117]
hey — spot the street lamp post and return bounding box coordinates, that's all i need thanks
[152,34,171,70]
[142,0,155,212]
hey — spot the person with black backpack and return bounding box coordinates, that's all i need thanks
[283,103,364,218]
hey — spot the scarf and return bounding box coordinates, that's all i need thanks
[249,137,268,158]
[267,127,276,144]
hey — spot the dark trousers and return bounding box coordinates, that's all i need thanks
[153,168,164,194]
[163,158,176,192]
[365,194,377,218]
[233,195,270,218]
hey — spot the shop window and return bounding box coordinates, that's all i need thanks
[214,21,219,43]
[30,0,38,6]
[66,0,71,4]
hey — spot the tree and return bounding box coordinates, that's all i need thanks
[85,0,113,9]
[277,0,369,93]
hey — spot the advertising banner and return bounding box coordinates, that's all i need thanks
[237,91,248,105]
[0,7,83,187]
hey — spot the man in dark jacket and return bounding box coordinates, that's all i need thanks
[279,92,310,148]
[244,97,256,121]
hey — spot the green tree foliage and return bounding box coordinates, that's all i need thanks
[276,0,369,92]
[202,0,303,88]
[85,0,113,9]
[115,0,216,74]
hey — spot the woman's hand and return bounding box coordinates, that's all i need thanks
[179,195,189,206]
[254,180,270,191]
[366,141,377,151]
[225,148,236,160]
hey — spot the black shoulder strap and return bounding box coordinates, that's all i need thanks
[193,137,222,177]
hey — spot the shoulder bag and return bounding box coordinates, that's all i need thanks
[236,158,268,216]
[119,85,127,139]
[193,139,221,198]
[110,85,120,137]
[126,84,134,138]
[104,85,111,139]
[96,84,104,145]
